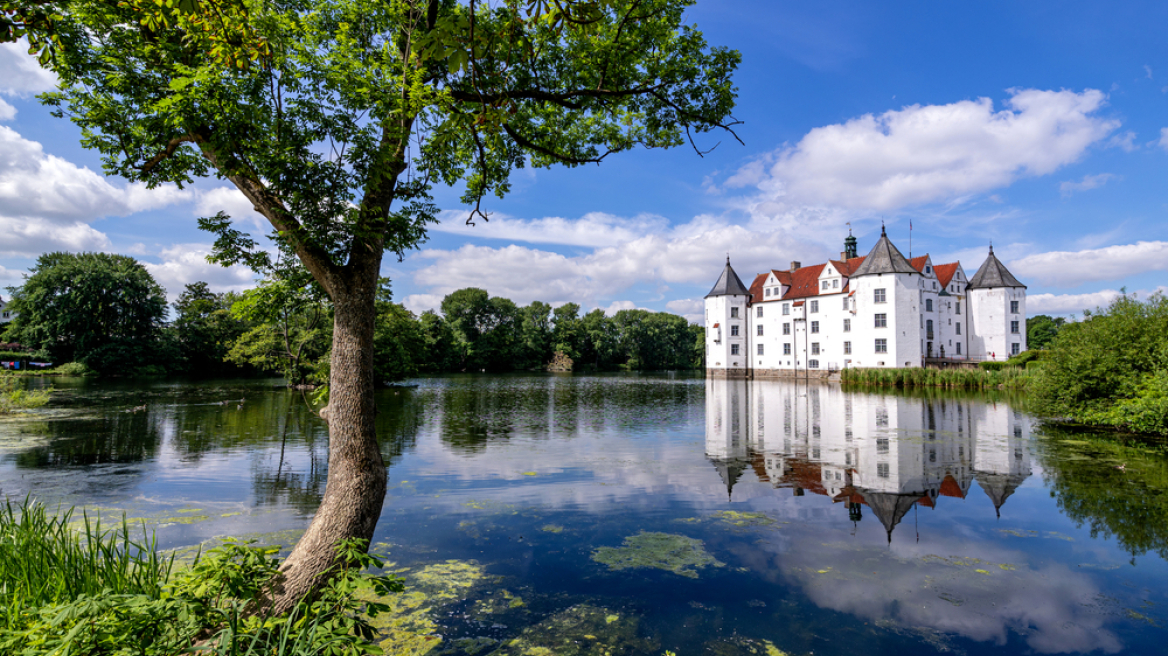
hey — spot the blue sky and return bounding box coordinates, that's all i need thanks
[1,0,1166,321]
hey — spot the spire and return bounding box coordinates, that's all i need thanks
[968,245,1026,289]
[705,257,752,298]
[844,230,858,259]
[851,228,918,277]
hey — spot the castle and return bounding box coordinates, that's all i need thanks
[705,229,1027,378]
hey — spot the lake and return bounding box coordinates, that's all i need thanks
[2,373,1166,655]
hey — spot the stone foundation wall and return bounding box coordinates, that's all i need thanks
[753,368,834,380]
[706,368,751,379]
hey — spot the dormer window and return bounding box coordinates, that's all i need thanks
[926,266,932,274]
[833,279,839,289]
[822,281,829,290]
[765,288,771,297]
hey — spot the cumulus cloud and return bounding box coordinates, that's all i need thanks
[405,215,824,311]
[1159,127,1168,151]
[665,298,703,323]
[0,98,15,121]
[144,244,257,302]
[1059,173,1115,196]
[0,125,192,255]
[1010,241,1168,287]
[431,210,670,248]
[1106,130,1137,152]
[195,186,269,231]
[1027,286,1168,315]
[0,42,58,97]
[727,88,1117,212]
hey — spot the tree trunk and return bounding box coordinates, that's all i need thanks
[265,262,387,616]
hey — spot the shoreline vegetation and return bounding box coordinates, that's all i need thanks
[841,363,1030,391]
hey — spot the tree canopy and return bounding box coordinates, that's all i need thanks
[4,252,168,374]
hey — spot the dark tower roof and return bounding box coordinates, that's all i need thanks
[844,231,859,260]
[976,472,1028,518]
[851,226,919,277]
[710,457,749,501]
[706,257,752,298]
[862,491,919,544]
[968,246,1026,289]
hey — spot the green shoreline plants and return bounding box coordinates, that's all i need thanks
[840,366,1028,390]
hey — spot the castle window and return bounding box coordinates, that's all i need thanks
[811,343,820,355]
[783,323,791,335]
[811,321,819,334]
[731,325,739,336]
[809,359,819,369]
[810,300,819,313]
[926,265,932,274]
[834,279,840,289]
[843,318,851,332]
[1011,343,1020,355]
[782,303,790,315]
[956,300,961,315]
[1010,320,1020,334]
[844,341,852,354]
[875,313,887,328]
[757,306,763,317]
[956,343,962,355]
[730,307,739,318]
[877,438,889,453]
[842,297,848,309]
[956,322,961,335]
[1011,300,1019,314]
[757,344,764,356]
[757,324,764,336]
[874,288,886,303]
[731,344,740,355]
[875,338,888,353]
[877,463,889,478]
[822,281,829,290]
[765,288,771,297]
[925,299,933,312]
[783,343,791,355]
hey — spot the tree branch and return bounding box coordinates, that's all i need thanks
[139,134,200,174]
[503,122,611,164]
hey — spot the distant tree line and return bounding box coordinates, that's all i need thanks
[4,252,704,381]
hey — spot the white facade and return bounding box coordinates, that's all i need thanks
[705,377,1033,536]
[705,233,1025,376]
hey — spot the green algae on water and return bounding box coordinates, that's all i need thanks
[357,559,487,655]
[710,510,778,528]
[540,524,564,533]
[490,604,657,656]
[592,532,724,578]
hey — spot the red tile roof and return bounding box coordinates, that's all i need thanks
[909,255,930,273]
[934,263,960,288]
[781,264,827,300]
[748,273,767,304]
[829,256,867,276]
[939,474,966,499]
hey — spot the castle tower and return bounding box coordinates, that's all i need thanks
[967,246,1027,361]
[847,227,923,368]
[705,257,752,378]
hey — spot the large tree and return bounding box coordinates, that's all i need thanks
[4,252,168,373]
[18,0,740,611]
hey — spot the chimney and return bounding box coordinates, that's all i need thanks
[790,261,801,271]
[840,251,846,261]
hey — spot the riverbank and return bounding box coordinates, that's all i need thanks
[841,365,1029,390]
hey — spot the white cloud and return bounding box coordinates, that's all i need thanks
[430,210,669,248]
[0,125,190,256]
[665,298,703,323]
[407,215,823,310]
[1027,289,1123,315]
[1106,130,1137,152]
[0,98,15,121]
[602,300,649,315]
[727,88,1117,212]
[195,186,268,231]
[1058,173,1115,196]
[1010,241,1168,287]
[1146,64,1154,80]
[144,244,257,302]
[401,293,445,315]
[1159,127,1168,151]
[0,42,58,97]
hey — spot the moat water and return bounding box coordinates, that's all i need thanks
[2,374,1166,655]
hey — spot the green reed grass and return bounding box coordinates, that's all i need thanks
[841,366,1029,390]
[0,499,172,630]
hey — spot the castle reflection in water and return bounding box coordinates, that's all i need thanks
[705,378,1032,541]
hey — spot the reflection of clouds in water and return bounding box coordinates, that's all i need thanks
[735,527,1122,654]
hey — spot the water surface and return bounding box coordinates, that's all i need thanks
[2,374,1165,655]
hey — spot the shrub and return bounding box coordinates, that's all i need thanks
[979,361,1010,372]
[52,362,92,376]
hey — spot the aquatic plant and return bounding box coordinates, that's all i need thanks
[592,532,724,578]
[840,366,1029,391]
[0,376,51,414]
[491,604,658,656]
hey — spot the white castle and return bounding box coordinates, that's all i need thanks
[705,229,1027,378]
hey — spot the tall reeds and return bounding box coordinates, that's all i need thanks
[840,366,1028,390]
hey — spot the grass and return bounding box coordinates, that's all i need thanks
[841,366,1029,390]
[0,498,402,655]
[0,499,171,631]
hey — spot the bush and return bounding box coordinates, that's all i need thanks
[979,361,1010,371]
[1029,292,1168,434]
[52,362,92,376]
[0,499,404,656]
[0,376,51,413]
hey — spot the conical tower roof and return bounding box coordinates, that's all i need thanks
[705,257,752,298]
[710,457,749,501]
[851,227,919,277]
[976,471,1027,518]
[968,246,1026,289]
[862,491,919,543]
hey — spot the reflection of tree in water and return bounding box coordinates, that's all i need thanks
[9,412,162,468]
[1039,427,1168,560]
[438,376,702,452]
[252,387,423,512]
